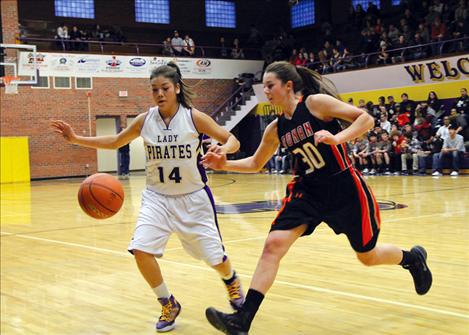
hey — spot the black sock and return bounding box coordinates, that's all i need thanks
[222,271,237,285]
[240,289,264,328]
[399,250,417,266]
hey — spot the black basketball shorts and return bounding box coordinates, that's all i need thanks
[271,167,381,253]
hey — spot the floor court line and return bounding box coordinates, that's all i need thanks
[1,231,468,320]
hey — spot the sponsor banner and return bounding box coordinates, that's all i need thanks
[18,52,263,79]
[18,52,49,72]
[326,55,468,93]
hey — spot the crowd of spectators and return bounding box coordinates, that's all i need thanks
[262,0,468,73]
[55,23,126,51]
[33,0,467,68]
[264,87,469,176]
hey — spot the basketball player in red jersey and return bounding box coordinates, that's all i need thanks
[202,61,432,335]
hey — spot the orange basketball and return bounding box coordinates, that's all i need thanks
[78,173,124,219]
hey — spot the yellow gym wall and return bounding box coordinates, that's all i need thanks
[0,137,31,183]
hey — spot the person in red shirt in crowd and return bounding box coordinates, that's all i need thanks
[390,131,405,174]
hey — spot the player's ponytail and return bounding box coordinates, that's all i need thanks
[295,66,340,99]
[150,61,194,108]
[264,61,340,100]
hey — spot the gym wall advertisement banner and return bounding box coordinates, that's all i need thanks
[326,55,468,101]
[18,52,263,80]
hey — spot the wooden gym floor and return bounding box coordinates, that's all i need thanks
[1,174,468,334]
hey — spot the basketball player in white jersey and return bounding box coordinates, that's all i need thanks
[51,62,244,333]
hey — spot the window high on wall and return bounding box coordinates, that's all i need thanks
[135,0,170,24]
[392,0,401,5]
[55,0,94,19]
[291,0,315,29]
[205,0,236,28]
[352,0,380,10]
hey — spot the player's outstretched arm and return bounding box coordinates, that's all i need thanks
[50,113,145,150]
[192,109,240,155]
[202,119,280,173]
[306,94,374,146]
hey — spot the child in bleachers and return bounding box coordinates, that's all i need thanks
[375,132,392,175]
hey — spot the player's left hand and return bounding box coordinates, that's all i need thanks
[314,130,339,146]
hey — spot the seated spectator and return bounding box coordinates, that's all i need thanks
[335,39,345,53]
[379,113,391,133]
[294,52,307,66]
[449,108,469,142]
[330,48,342,71]
[375,132,392,174]
[450,19,467,52]
[377,46,390,64]
[400,93,416,119]
[400,133,421,175]
[387,24,400,44]
[397,108,411,127]
[317,49,331,74]
[289,48,299,64]
[387,95,397,115]
[410,32,428,60]
[416,23,430,43]
[219,37,228,58]
[391,35,407,63]
[454,88,468,114]
[432,125,466,176]
[436,116,451,140]
[417,136,438,175]
[171,30,184,56]
[93,24,105,41]
[367,133,379,174]
[390,131,404,174]
[339,48,355,70]
[414,113,433,141]
[272,147,290,174]
[431,16,447,55]
[231,38,245,59]
[427,91,442,112]
[358,99,366,110]
[305,51,317,70]
[355,136,370,173]
[69,26,83,51]
[55,23,69,50]
[183,34,195,57]
[162,37,174,56]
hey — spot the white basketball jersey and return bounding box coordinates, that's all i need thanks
[140,105,207,195]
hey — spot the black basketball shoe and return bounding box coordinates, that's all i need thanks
[403,245,432,295]
[206,307,249,335]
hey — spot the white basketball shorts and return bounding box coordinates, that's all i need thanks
[128,186,226,266]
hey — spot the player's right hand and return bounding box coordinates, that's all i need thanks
[50,120,77,144]
[201,151,227,170]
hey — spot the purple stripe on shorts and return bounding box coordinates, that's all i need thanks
[197,134,208,184]
[203,185,225,249]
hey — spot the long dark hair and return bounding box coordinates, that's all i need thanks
[264,61,339,99]
[150,62,194,108]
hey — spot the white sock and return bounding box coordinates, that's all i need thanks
[152,282,171,299]
[222,269,235,281]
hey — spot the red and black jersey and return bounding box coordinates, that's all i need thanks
[277,99,351,179]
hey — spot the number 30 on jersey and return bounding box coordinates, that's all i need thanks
[292,142,325,173]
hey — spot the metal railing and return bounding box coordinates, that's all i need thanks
[304,36,468,74]
[210,82,254,123]
[18,37,263,59]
